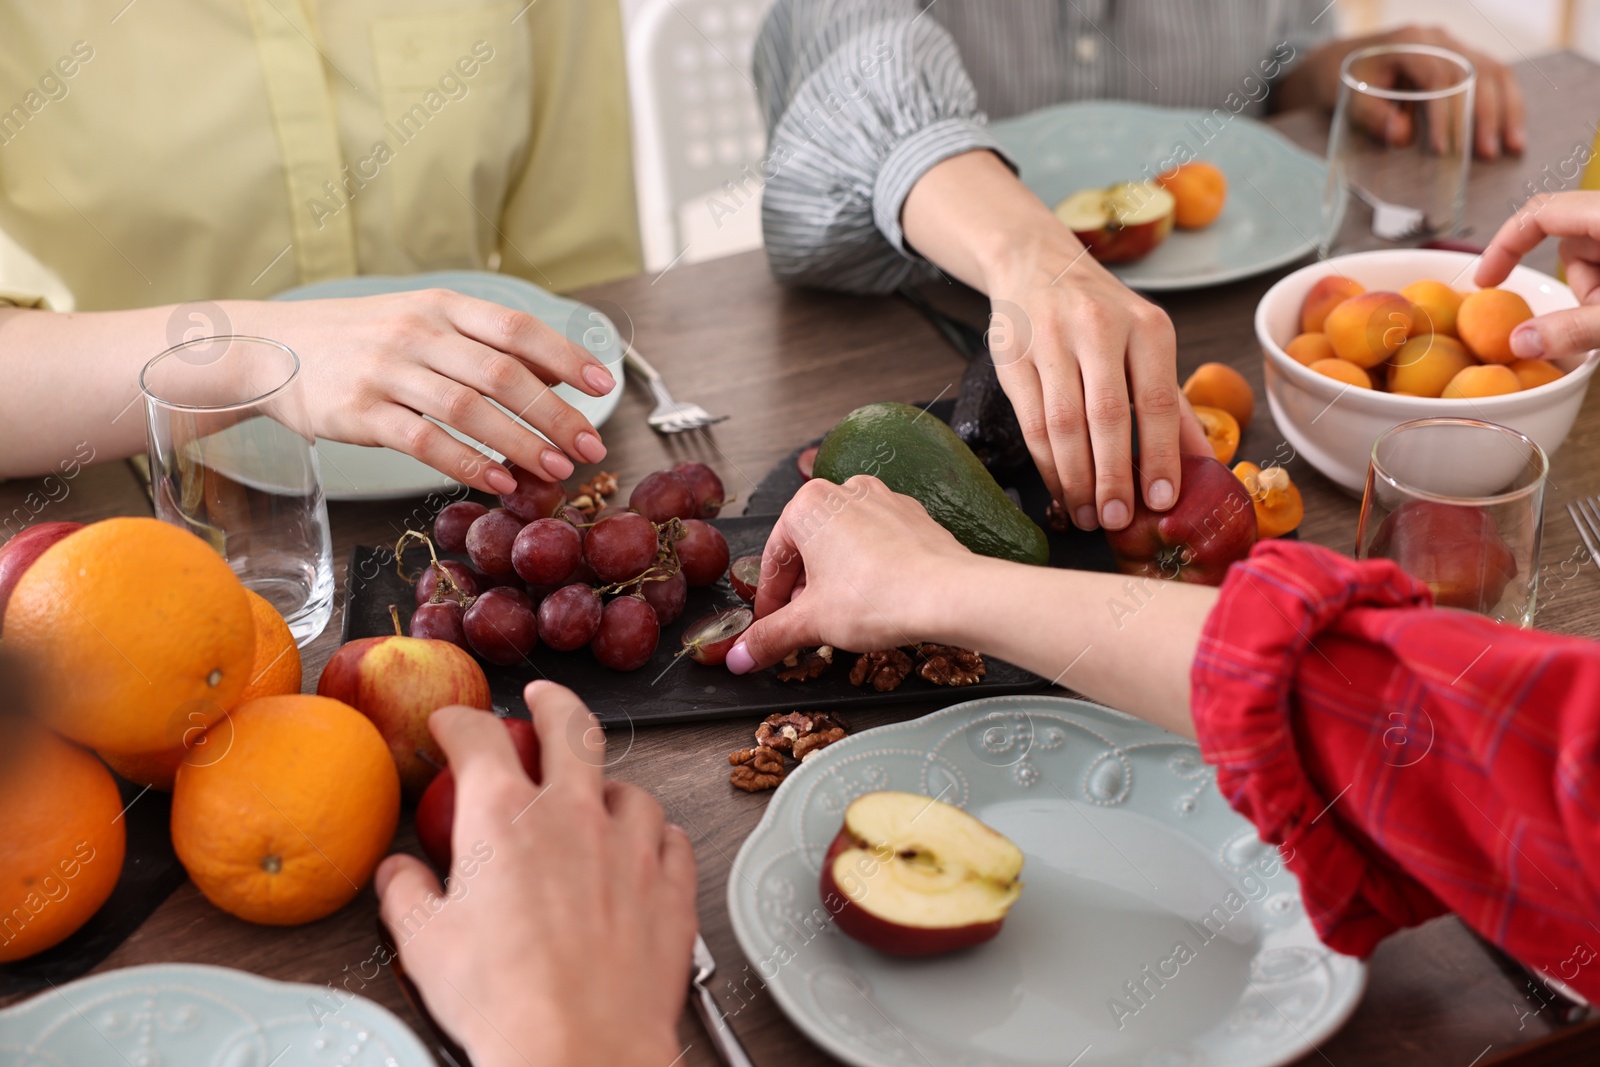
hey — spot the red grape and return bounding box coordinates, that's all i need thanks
[537,583,604,651]
[592,504,633,523]
[674,519,729,587]
[592,595,660,671]
[672,462,727,518]
[465,508,524,576]
[584,512,658,583]
[434,501,488,554]
[415,559,479,606]
[556,503,588,529]
[639,568,687,626]
[730,555,762,603]
[629,470,697,523]
[500,464,567,522]
[463,586,539,665]
[512,518,583,587]
[410,600,469,650]
[681,606,753,666]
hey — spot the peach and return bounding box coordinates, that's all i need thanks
[1386,335,1474,398]
[1300,276,1366,333]
[1442,364,1521,399]
[1308,358,1373,390]
[1323,291,1415,369]
[1182,362,1254,429]
[1156,162,1227,229]
[1399,280,1463,337]
[1511,359,1564,389]
[1457,288,1534,364]
[1284,332,1336,367]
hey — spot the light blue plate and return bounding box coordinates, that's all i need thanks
[273,270,625,501]
[728,695,1365,1067]
[991,101,1335,291]
[0,962,434,1066]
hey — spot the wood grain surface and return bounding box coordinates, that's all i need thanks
[5,50,1600,1067]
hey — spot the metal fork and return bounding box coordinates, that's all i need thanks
[690,934,756,1067]
[624,343,728,434]
[1568,495,1600,563]
[1351,182,1431,242]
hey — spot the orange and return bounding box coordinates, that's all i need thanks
[5,518,254,754]
[1457,288,1534,364]
[100,746,187,792]
[1308,358,1373,390]
[1192,405,1240,465]
[171,695,399,925]
[1182,362,1254,429]
[0,719,126,962]
[1399,280,1463,337]
[1156,162,1227,229]
[1443,364,1521,399]
[1511,359,1564,390]
[1285,332,1336,367]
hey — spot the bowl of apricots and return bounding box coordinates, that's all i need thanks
[1255,249,1600,493]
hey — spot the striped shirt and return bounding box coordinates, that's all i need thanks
[753,1,1334,293]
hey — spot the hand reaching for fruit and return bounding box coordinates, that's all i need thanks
[375,683,697,1067]
[1476,191,1600,361]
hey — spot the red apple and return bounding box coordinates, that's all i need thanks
[1368,499,1518,611]
[0,522,83,633]
[416,717,541,872]
[820,791,1023,957]
[1104,453,1257,586]
[1053,181,1176,265]
[317,616,493,795]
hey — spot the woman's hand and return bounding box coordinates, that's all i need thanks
[1476,191,1600,360]
[375,683,697,1067]
[1278,26,1525,160]
[727,476,974,673]
[232,289,617,495]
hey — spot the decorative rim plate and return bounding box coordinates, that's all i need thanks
[272,270,626,501]
[728,695,1366,1067]
[0,962,433,1066]
[991,101,1337,291]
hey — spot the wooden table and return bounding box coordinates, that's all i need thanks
[8,49,1600,1067]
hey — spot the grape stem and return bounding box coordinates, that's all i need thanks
[394,528,473,606]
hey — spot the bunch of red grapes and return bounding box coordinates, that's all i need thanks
[410,461,751,671]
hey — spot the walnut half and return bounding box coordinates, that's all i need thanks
[793,727,848,762]
[775,645,834,682]
[728,746,786,791]
[916,643,986,686]
[849,649,913,692]
[755,711,848,752]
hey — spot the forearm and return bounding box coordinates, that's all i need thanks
[922,555,1216,738]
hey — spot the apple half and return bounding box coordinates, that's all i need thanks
[820,791,1024,957]
[1053,181,1176,265]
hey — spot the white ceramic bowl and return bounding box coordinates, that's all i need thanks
[1255,249,1599,494]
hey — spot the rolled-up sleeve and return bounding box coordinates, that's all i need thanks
[1192,540,1600,1000]
[752,0,1005,293]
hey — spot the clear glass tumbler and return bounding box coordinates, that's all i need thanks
[1322,44,1475,254]
[1356,418,1546,627]
[141,336,334,646]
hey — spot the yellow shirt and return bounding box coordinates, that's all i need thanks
[0,0,641,312]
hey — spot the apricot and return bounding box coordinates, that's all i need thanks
[1233,461,1304,539]
[1156,162,1227,229]
[1511,359,1564,389]
[1386,335,1474,398]
[1193,405,1240,465]
[1284,332,1336,367]
[1442,364,1521,399]
[1300,276,1366,333]
[1308,358,1373,390]
[1457,288,1534,364]
[1323,291,1414,369]
[1399,280,1463,337]
[1182,362,1254,429]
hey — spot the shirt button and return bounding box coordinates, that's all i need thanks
[1075,35,1099,63]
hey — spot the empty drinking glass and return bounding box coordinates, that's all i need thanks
[1356,418,1546,627]
[142,336,334,646]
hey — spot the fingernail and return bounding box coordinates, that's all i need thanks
[374,854,401,897]
[667,822,689,837]
[1074,505,1099,531]
[541,451,575,479]
[1148,479,1175,510]
[726,640,755,675]
[1102,500,1130,530]
[1510,324,1543,358]
[582,364,615,395]
[574,431,607,463]
[486,466,517,494]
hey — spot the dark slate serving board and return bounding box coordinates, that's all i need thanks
[341,400,1118,726]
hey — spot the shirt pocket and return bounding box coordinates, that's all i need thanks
[370,4,531,266]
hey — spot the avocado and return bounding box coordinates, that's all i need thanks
[950,353,1030,473]
[813,402,1050,566]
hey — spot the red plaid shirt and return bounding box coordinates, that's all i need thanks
[1191,540,1600,1000]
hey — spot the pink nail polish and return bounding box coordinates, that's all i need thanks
[575,432,607,463]
[541,451,575,479]
[486,467,517,494]
[726,640,755,675]
[582,364,615,395]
